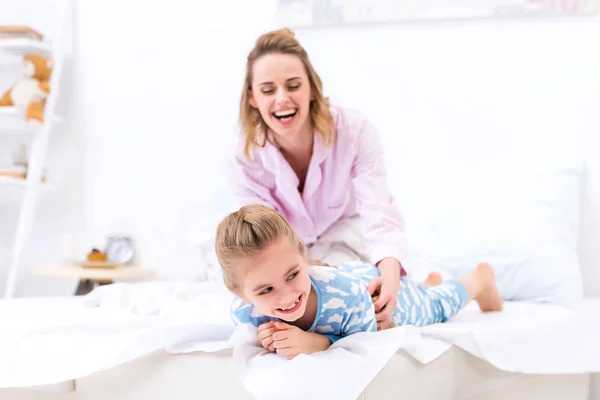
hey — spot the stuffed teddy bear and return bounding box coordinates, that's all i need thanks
[0,54,53,124]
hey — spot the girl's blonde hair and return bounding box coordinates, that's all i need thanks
[239,27,334,160]
[215,204,305,292]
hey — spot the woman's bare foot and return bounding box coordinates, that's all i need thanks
[422,271,443,286]
[472,263,503,312]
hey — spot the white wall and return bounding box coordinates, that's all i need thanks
[1,1,599,296]
[298,14,600,296]
[73,1,282,283]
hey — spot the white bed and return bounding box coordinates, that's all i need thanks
[2,348,591,400]
[2,131,600,399]
[1,283,599,400]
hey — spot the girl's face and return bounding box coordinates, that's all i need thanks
[239,237,312,322]
[249,53,313,140]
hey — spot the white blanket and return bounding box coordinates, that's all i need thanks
[2,282,600,400]
[223,299,600,400]
[0,282,236,388]
[0,296,164,388]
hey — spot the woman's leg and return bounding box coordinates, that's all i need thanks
[307,241,362,266]
[306,216,367,266]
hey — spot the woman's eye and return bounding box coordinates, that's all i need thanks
[261,88,274,94]
[288,85,299,90]
[287,272,298,281]
[259,287,272,295]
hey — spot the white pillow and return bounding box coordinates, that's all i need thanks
[399,158,584,307]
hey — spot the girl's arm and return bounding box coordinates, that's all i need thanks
[271,322,332,359]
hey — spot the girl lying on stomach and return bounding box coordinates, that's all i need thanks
[215,204,503,360]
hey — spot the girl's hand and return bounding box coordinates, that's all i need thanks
[271,321,331,360]
[257,321,278,352]
[369,257,402,329]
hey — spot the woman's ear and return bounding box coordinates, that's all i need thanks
[249,90,257,108]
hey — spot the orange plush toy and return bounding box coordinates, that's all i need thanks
[0,54,53,124]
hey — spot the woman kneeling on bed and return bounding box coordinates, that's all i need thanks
[215,204,503,360]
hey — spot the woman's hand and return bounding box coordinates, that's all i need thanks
[368,257,402,329]
[271,321,331,359]
[257,321,278,352]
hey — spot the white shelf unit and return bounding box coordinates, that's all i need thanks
[0,176,29,205]
[0,37,53,56]
[0,0,72,299]
[0,107,39,134]
[0,106,63,132]
[0,175,52,206]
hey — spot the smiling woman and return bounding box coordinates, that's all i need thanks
[228,28,410,329]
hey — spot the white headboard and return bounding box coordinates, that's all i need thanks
[577,161,600,297]
[299,18,600,298]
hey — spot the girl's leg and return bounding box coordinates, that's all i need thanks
[394,263,502,327]
[457,262,503,312]
[422,271,443,286]
[395,278,468,326]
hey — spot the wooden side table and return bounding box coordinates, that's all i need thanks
[31,265,156,295]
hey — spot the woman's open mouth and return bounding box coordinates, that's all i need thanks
[276,293,302,314]
[272,109,297,126]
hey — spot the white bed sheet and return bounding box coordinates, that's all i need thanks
[0,296,164,388]
[0,282,236,389]
[1,282,599,398]
[224,299,600,399]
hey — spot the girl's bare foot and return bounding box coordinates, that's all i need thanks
[422,271,443,286]
[472,263,503,312]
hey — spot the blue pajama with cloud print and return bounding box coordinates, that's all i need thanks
[231,262,468,343]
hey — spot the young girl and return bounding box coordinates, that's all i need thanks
[215,204,503,360]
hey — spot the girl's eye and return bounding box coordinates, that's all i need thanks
[288,85,299,90]
[261,89,274,94]
[259,287,272,295]
[287,271,299,281]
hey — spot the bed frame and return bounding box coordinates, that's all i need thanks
[3,347,590,400]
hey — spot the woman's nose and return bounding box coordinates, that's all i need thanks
[275,88,290,104]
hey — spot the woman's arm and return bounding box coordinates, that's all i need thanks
[227,150,279,210]
[350,115,408,326]
[350,117,409,274]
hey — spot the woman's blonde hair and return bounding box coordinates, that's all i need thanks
[215,204,305,292]
[239,28,334,160]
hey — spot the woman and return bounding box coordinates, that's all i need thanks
[227,28,408,328]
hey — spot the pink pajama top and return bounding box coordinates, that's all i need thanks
[227,104,408,273]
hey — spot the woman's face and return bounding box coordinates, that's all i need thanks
[249,53,312,140]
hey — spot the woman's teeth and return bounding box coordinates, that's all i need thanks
[274,109,296,117]
[274,109,297,120]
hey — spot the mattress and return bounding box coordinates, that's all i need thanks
[2,348,590,400]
